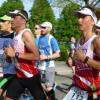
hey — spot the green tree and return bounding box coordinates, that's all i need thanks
[29,0,56,31]
[55,2,80,43]
[0,0,24,16]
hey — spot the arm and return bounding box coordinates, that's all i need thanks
[86,37,100,70]
[19,30,39,61]
[74,37,100,70]
[40,37,60,60]
[47,50,60,60]
[49,37,60,59]
[5,30,39,61]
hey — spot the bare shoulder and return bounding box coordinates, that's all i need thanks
[22,29,35,41]
[93,36,100,46]
[92,36,100,55]
[23,29,34,38]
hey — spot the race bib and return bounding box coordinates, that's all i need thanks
[63,86,88,100]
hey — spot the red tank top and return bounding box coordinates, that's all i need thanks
[73,35,100,95]
[14,29,38,78]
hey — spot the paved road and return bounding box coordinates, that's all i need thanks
[55,61,73,100]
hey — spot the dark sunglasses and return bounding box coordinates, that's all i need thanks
[0,20,6,22]
[40,26,47,29]
[34,27,40,30]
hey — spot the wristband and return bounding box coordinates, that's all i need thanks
[15,52,19,58]
[83,56,89,63]
[47,55,50,60]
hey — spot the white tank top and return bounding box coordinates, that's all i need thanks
[13,28,38,78]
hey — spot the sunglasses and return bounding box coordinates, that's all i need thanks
[34,27,40,30]
[0,20,6,22]
[40,26,47,29]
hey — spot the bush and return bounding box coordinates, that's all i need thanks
[57,44,70,61]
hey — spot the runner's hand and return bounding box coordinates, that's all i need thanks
[4,45,15,58]
[73,48,85,62]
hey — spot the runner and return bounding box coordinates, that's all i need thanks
[4,9,46,100]
[34,24,41,47]
[0,15,15,99]
[38,21,60,100]
[64,7,100,100]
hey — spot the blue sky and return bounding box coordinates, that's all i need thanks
[0,0,60,18]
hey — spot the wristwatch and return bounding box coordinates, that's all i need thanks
[83,56,89,63]
[47,55,50,60]
[15,52,19,58]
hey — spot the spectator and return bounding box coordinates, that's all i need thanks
[34,24,41,47]
[4,9,46,100]
[38,21,60,100]
[70,36,76,57]
[67,36,77,74]
[64,7,100,100]
[95,20,100,35]
[0,15,15,98]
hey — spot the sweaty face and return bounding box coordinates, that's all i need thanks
[11,15,25,29]
[77,14,94,32]
[0,20,11,31]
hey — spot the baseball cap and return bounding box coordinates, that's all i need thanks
[0,15,12,21]
[74,7,97,24]
[95,20,100,27]
[40,21,52,29]
[9,9,28,21]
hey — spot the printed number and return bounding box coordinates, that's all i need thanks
[72,93,83,100]
[78,96,83,100]
[72,93,75,98]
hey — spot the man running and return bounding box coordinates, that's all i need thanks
[4,9,46,100]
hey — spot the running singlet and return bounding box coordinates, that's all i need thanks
[13,29,38,78]
[73,35,100,94]
[38,34,60,68]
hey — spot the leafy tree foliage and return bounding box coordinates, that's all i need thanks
[55,2,80,43]
[0,0,24,16]
[29,0,56,31]
[50,0,100,8]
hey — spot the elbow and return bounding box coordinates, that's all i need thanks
[35,53,39,61]
[58,53,60,58]
[57,52,60,58]
[34,56,39,61]
[33,52,39,61]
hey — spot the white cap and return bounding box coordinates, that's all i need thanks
[9,9,28,21]
[74,8,97,24]
[95,20,100,27]
[41,21,52,29]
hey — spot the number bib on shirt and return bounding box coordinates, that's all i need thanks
[63,86,88,100]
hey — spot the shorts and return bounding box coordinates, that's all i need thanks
[0,74,15,95]
[6,73,46,100]
[41,67,55,87]
[88,95,100,100]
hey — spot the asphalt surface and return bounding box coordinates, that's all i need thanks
[55,61,73,100]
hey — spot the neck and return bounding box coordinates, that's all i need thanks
[2,28,13,35]
[36,34,40,38]
[16,25,26,34]
[81,29,95,44]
